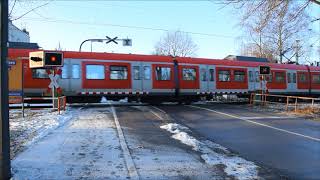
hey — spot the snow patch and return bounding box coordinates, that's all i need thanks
[161,123,259,180]
[100,96,108,103]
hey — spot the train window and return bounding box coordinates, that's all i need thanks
[255,71,260,82]
[201,68,207,81]
[293,73,296,83]
[275,72,285,83]
[249,71,254,82]
[182,68,196,81]
[72,64,80,79]
[299,73,307,82]
[32,69,49,79]
[61,65,68,79]
[110,66,128,80]
[155,67,171,81]
[133,66,140,80]
[209,69,215,81]
[218,70,230,82]
[86,65,105,80]
[312,74,320,84]
[266,74,272,82]
[144,66,151,80]
[234,70,245,82]
[287,73,291,83]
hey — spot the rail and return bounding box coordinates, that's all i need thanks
[250,93,320,112]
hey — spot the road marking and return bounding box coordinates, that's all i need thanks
[239,116,296,120]
[189,105,320,143]
[151,106,167,115]
[109,104,140,180]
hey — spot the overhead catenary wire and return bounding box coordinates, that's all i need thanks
[18,16,236,39]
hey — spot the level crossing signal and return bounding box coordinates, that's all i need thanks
[259,66,270,75]
[29,51,64,68]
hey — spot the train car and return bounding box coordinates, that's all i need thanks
[7,48,320,104]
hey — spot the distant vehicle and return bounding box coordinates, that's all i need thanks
[8,48,320,104]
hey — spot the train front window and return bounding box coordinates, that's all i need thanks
[218,70,230,82]
[110,66,128,80]
[182,68,196,81]
[86,65,105,80]
[312,74,320,84]
[155,67,171,81]
[32,69,49,79]
[234,70,245,82]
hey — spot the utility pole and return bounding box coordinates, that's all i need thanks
[295,39,300,65]
[0,0,11,179]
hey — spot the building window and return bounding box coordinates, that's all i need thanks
[255,71,260,82]
[61,65,68,79]
[209,69,215,81]
[144,66,151,80]
[287,73,291,83]
[182,68,196,81]
[72,64,80,79]
[86,65,105,80]
[275,72,285,83]
[110,66,128,80]
[292,73,296,83]
[155,67,171,81]
[234,70,245,82]
[218,70,230,82]
[201,68,207,81]
[133,66,140,80]
[312,74,320,84]
[32,69,49,79]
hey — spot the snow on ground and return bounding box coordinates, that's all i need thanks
[9,108,74,159]
[12,107,129,179]
[160,123,259,180]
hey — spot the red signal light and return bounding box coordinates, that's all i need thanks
[50,56,56,62]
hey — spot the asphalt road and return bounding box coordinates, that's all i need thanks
[157,103,320,180]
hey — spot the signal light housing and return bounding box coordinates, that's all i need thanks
[29,51,64,68]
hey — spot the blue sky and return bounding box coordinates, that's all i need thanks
[11,1,320,60]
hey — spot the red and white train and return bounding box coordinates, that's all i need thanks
[8,48,320,103]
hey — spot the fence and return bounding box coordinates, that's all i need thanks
[10,96,67,116]
[250,93,320,112]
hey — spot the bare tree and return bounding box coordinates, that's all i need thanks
[223,0,313,64]
[9,0,52,21]
[154,31,198,57]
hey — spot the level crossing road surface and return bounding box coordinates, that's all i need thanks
[157,103,320,180]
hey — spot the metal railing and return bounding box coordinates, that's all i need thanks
[10,96,67,117]
[250,93,320,112]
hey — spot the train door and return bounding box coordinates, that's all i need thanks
[131,62,152,93]
[142,63,152,93]
[132,62,143,92]
[68,59,81,94]
[59,60,70,92]
[287,70,297,92]
[199,65,215,93]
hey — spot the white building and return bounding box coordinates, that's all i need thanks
[8,20,30,43]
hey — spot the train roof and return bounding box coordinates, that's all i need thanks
[8,48,320,71]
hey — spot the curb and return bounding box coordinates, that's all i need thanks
[110,105,139,180]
